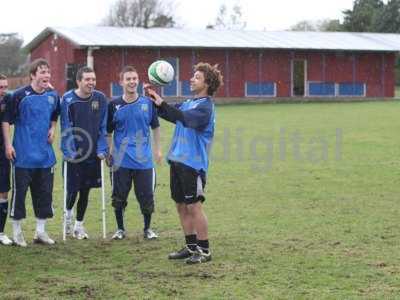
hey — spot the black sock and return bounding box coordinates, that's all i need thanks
[0,201,8,233]
[185,234,197,251]
[143,214,151,231]
[197,240,209,253]
[115,208,125,231]
[76,188,90,222]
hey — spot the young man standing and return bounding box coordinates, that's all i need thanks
[60,66,108,240]
[107,66,162,240]
[2,59,59,247]
[0,74,12,245]
[145,62,223,264]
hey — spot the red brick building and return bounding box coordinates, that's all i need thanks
[25,27,400,99]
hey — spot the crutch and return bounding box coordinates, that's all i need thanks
[62,160,67,241]
[100,159,106,239]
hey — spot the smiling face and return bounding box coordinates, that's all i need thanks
[76,71,96,97]
[31,65,51,93]
[121,71,139,95]
[190,70,209,97]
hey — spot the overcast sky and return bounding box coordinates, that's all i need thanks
[1,0,355,43]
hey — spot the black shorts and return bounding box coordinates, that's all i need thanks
[65,159,101,193]
[10,167,54,220]
[111,167,156,215]
[169,161,206,204]
[0,157,10,193]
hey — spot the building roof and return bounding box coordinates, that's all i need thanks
[25,26,400,53]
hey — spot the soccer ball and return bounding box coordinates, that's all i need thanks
[148,60,175,86]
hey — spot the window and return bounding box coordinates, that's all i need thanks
[308,82,335,96]
[338,82,365,96]
[245,81,276,97]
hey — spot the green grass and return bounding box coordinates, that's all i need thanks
[2,101,400,299]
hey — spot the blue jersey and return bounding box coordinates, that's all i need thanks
[60,90,108,161]
[107,95,159,169]
[166,97,215,173]
[2,86,59,168]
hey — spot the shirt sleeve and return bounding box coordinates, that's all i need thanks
[59,96,77,159]
[150,103,160,129]
[106,102,115,134]
[157,101,212,130]
[157,102,183,124]
[2,92,18,124]
[51,94,61,122]
[181,101,212,130]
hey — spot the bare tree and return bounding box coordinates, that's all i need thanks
[0,33,27,76]
[103,0,175,28]
[207,4,246,30]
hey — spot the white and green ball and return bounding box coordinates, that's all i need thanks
[148,60,175,86]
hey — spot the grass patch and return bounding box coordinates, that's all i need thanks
[2,101,400,298]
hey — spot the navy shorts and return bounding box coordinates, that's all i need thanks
[111,167,156,215]
[65,159,101,193]
[0,156,10,193]
[169,161,206,204]
[10,167,54,220]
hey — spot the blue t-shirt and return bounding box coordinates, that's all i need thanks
[167,97,215,173]
[3,85,59,168]
[107,95,159,169]
[60,90,108,161]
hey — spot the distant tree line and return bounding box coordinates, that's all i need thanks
[290,0,400,33]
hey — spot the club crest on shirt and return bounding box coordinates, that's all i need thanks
[64,97,73,103]
[48,95,55,105]
[91,100,99,111]
[141,104,148,112]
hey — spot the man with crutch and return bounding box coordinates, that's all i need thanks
[60,66,108,240]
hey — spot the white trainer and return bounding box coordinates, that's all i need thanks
[0,233,13,246]
[73,226,89,240]
[144,228,158,240]
[13,232,27,247]
[33,231,56,245]
[111,229,126,240]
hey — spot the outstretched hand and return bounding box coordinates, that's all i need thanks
[144,83,164,106]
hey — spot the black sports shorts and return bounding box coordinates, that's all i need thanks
[169,161,206,204]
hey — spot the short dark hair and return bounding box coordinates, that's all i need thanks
[29,58,50,77]
[0,74,7,80]
[76,66,95,81]
[119,65,138,81]
[194,63,223,96]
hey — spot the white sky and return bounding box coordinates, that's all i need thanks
[1,0,355,43]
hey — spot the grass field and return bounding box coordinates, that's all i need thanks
[1,101,400,299]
